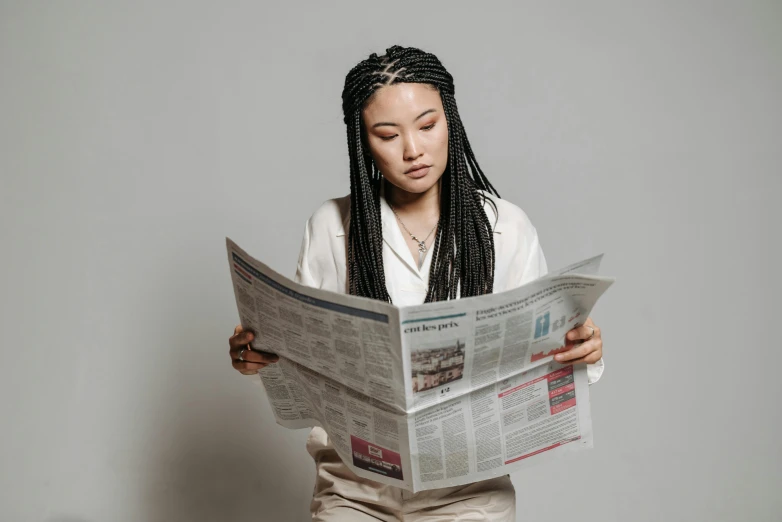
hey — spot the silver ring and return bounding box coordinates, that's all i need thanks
[238,348,248,362]
[585,325,595,341]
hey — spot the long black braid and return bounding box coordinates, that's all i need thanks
[341,45,499,303]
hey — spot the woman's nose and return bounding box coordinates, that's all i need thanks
[403,133,423,160]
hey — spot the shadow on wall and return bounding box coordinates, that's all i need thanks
[134,242,314,522]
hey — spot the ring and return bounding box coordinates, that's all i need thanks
[238,348,248,362]
[585,325,595,341]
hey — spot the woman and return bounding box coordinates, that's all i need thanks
[228,45,604,521]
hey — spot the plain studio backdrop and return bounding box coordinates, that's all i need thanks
[1,1,780,521]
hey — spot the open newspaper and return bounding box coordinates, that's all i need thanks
[226,238,614,492]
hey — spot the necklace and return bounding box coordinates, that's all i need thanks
[389,203,438,268]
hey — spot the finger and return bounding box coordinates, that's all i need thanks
[566,323,598,342]
[229,330,255,349]
[555,339,599,363]
[232,360,269,373]
[557,352,603,365]
[232,349,279,365]
[228,334,279,362]
[232,324,257,337]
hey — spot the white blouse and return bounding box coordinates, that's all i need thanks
[287,190,604,384]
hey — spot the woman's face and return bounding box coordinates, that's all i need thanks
[362,83,449,195]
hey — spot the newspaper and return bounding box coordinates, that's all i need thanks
[226,237,614,492]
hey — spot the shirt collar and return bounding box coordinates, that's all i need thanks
[378,182,429,278]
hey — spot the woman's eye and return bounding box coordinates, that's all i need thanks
[379,135,397,141]
[422,123,435,131]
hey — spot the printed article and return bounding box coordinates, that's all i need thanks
[227,238,612,492]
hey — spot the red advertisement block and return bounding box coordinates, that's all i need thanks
[350,435,404,480]
[551,397,577,415]
[549,382,575,399]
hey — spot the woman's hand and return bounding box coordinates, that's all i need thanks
[229,325,279,375]
[555,317,602,365]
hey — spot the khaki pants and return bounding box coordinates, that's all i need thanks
[306,427,516,521]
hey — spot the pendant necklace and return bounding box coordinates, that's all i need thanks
[389,204,438,269]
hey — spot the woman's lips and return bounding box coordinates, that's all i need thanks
[406,166,431,179]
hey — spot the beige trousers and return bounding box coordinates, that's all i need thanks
[306,427,516,521]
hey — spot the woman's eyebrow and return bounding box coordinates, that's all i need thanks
[371,108,437,129]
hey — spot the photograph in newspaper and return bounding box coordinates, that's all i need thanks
[411,339,466,393]
[402,312,474,409]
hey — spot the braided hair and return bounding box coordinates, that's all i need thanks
[341,45,499,303]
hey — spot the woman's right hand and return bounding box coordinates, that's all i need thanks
[229,325,279,375]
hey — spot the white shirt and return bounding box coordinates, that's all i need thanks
[291,190,604,384]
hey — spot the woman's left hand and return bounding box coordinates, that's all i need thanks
[555,317,602,365]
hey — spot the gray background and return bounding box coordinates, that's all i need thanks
[1,1,780,521]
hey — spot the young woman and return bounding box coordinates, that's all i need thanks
[228,45,604,521]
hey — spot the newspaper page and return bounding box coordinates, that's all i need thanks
[226,238,614,492]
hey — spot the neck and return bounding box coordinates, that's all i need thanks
[384,178,441,217]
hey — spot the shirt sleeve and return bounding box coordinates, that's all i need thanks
[519,232,548,285]
[294,217,317,286]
